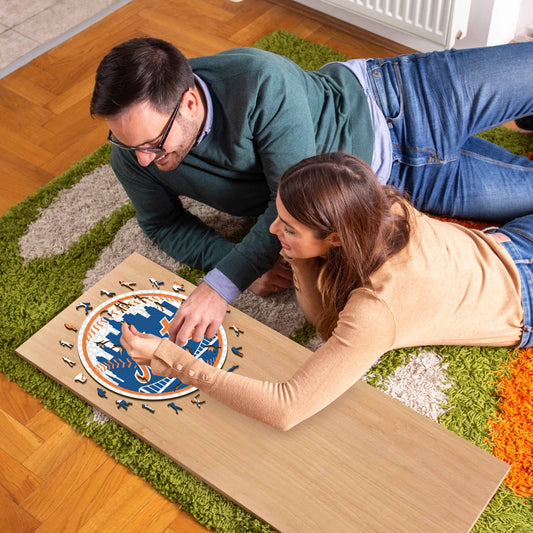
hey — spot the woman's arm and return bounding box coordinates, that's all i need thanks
[121,290,395,430]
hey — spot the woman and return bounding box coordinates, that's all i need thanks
[121,153,532,430]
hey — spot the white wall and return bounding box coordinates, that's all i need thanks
[514,0,533,41]
[457,0,521,49]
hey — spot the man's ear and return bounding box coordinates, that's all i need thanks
[182,88,201,115]
[326,232,341,247]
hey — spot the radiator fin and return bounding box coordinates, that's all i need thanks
[323,0,471,47]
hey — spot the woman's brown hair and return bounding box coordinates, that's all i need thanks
[278,152,412,339]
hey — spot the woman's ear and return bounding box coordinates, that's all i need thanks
[326,232,342,247]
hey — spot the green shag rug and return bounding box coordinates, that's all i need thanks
[2,30,533,532]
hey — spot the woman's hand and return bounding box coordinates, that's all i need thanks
[120,322,162,366]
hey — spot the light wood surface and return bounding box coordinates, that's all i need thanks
[17,253,509,533]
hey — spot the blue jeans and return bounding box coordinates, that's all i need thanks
[487,215,533,348]
[366,42,533,222]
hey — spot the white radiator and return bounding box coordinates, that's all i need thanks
[309,0,472,49]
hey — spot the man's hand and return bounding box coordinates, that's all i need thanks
[168,282,229,346]
[248,260,293,296]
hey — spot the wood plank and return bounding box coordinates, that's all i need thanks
[22,424,88,480]
[21,437,110,521]
[0,124,55,168]
[0,409,44,464]
[35,460,131,533]
[0,154,55,215]
[25,405,70,442]
[0,491,41,533]
[0,373,43,424]
[75,471,174,533]
[40,125,108,177]
[0,65,57,106]
[17,253,509,533]
[0,447,42,505]
[118,490,183,533]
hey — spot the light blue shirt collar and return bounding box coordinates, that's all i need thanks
[193,74,212,146]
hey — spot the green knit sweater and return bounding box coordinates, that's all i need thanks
[110,48,373,290]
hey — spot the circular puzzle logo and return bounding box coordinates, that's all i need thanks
[77,290,227,400]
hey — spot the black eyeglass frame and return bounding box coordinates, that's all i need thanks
[106,92,186,155]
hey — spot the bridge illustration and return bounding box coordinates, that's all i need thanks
[139,376,181,394]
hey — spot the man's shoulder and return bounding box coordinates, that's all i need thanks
[189,47,299,76]
[190,47,277,62]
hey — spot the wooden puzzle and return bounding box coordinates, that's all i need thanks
[16,253,510,533]
[76,290,227,401]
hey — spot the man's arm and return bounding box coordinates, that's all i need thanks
[111,147,236,270]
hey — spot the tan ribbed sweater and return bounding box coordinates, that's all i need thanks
[151,207,523,430]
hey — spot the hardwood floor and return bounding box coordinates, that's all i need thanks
[0,0,409,530]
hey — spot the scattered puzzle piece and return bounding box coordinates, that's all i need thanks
[192,394,206,408]
[116,399,132,410]
[230,325,244,336]
[76,302,93,315]
[119,281,136,290]
[97,388,107,398]
[62,356,76,367]
[231,346,243,357]
[142,403,155,413]
[168,402,183,414]
[64,323,78,332]
[59,340,73,349]
[172,282,185,292]
[149,278,164,289]
[100,289,116,297]
[227,364,239,372]
[74,373,87,383]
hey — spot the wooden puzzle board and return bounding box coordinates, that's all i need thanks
[17,252,509,533]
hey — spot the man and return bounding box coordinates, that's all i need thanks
[90,37,533,346]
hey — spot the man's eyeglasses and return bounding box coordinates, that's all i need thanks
[107,92,185,155]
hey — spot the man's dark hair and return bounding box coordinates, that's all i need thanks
[90,37,195,117]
